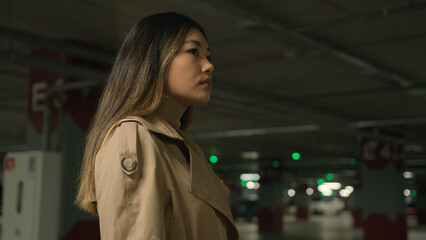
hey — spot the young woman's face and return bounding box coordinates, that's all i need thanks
[165,28,214,106]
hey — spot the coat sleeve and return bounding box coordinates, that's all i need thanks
[95,120,168,240]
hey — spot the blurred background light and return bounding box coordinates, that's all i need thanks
[288,189,296,197]
[403,171,414,179]
[292,152,301,160]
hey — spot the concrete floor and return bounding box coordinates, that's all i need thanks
[235,212,426,240]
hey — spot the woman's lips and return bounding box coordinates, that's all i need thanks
[200,79,212,87]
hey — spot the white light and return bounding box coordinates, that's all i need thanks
[339,189,350,197]
[246,181,255,189]
[306,188,314,195]
[318,185,330,192]
[345,186,354,193]
[241,174,251,181]
[403,172,414,179]
[254,182,260,189]
[318,185,333,196]
[240,174,251,181]
[240,173,261,181]
[404,189,411,197]
[288,189,296,197]
[322,189,333,196]
[323,182,342,190]
[241,151,260,160]
[253,174,260,181]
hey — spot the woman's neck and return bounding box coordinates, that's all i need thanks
[155,96,188,130]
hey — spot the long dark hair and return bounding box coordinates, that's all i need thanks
[75,12,206,214]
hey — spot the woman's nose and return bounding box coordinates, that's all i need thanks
[202,59,214,74]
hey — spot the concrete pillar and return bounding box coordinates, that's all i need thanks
[227,181,240,219]
[417,185,426,225]
[257,165,283,233]
[361,132,406,240]
[349,184,363,228]
[295,183,309,219]
[27,47,103,240]
[60,115,100,240]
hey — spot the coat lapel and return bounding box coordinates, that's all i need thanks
[187,143,237,228]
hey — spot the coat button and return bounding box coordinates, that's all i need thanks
[121,157,137,171]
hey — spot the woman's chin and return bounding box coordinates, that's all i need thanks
[195,95,211,105]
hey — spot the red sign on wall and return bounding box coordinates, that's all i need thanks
[361,137,404,170]
[29,46,103,134]
[4,157,15,171]
[29,49,63,134]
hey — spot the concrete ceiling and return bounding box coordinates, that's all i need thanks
[1,0,426,187]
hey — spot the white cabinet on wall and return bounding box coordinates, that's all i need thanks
[2,151,62,240]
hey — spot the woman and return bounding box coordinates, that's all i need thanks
[75,12,238,239]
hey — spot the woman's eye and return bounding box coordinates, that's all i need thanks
[188,48,198,56]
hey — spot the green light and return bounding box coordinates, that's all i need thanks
[319,192,324,198]
[350,158,357,165]
[210,155,218,164]
[317,178,325,185]
[326,173,334,181]
[272,160,280,168]
[292,152,301,160]
[241,180,248,187]
[411,190,417,197]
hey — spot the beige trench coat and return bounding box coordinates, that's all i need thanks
[94,115,239,239]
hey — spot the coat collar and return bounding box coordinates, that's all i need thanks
[120,114,184,141]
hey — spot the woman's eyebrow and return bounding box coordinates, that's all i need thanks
[184,39,210,52]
